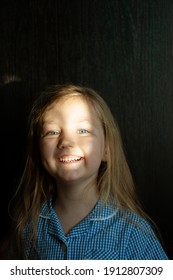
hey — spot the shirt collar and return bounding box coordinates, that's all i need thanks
[39,196,118,220]
[39,196,119,239]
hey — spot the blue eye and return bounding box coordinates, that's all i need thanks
[48,131,60,135]
[78,129,89,134]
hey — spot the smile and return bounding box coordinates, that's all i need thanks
[58,156,83,163]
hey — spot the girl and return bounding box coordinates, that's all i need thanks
[10,84,168,259]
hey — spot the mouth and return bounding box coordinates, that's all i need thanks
[58,156,83,164]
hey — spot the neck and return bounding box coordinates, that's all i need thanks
[53,179,100,234]
[55,178,99,211]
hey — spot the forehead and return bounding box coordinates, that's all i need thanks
[42,95,100,123]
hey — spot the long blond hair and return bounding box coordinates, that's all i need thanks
[10,84,147,258]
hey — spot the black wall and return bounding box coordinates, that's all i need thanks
[0,0,173,259]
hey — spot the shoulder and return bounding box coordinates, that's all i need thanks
[95,203,153,239]
[94,202,168,259]
[113,208,168,259]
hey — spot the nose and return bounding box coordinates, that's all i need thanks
[57,131,75,149]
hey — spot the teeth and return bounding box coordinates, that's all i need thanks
[59,156,81,163]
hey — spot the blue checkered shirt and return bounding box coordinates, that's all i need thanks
[23,198,168,260]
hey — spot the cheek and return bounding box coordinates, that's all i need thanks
[85,138,105,162]
[81,138,97,153]
[39,141,54,162]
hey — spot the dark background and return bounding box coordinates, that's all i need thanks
[0,0,172,259]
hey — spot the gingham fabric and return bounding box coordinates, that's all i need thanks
[23,198,168,260]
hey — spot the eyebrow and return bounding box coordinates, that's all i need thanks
[42,120,57,125]
[76,119,91,123]
[42,119,92,126]
[77,119,102,128]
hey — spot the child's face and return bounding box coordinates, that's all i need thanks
[40,95,106,187]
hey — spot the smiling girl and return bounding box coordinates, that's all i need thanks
[10,84,168,259]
